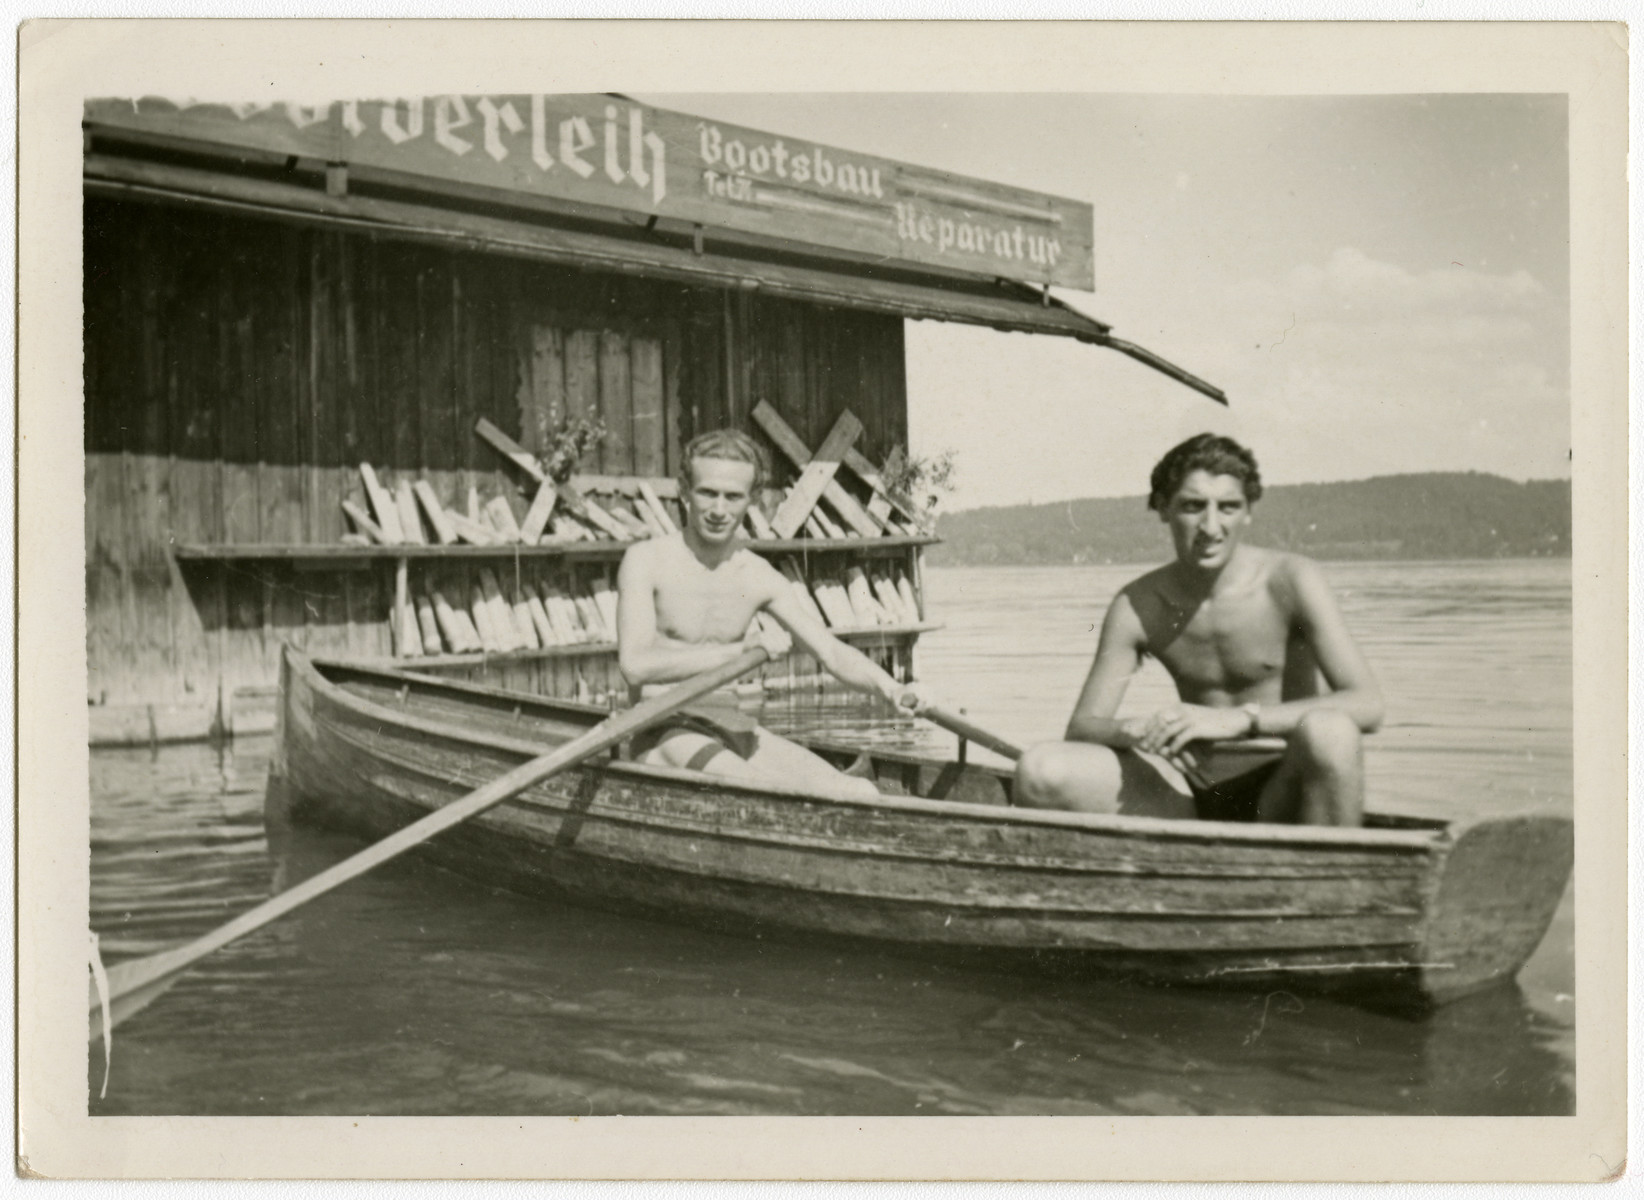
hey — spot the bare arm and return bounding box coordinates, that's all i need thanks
[763,567,920,708]
[1064,592,1149,748]
[1251,557,1384,736]
[615,543,754,685]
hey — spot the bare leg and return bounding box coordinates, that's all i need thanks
[1255,710,1364,826]
[742,727,884,800]
[1015,741,1194,819]
[636,726,880,801]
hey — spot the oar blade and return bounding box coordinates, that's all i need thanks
[89,964,187,1042]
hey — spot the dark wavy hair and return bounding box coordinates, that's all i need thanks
[1147,434,1263,513]
[679,428,769,492]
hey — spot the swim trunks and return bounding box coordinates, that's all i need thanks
[629,693,761,769]
[1190,756,1283,823]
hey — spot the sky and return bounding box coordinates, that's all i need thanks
[647,93,1569,511]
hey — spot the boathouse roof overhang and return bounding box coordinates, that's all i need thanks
[83,124,1227,406]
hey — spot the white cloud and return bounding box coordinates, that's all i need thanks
[1281,247,1548,320]
[1229,248,1556,354]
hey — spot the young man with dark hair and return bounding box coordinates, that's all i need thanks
[617,428,931,800]
[1015,434,1383,826]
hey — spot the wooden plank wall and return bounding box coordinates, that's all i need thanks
[677,289,907,470]
[84,194,910,712]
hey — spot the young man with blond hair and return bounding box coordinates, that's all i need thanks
[618,428,931,799]
[1015,434,1383,826]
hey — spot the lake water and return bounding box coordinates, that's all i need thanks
[89,558,1574,1116]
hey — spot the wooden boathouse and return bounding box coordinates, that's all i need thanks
[83,94,1220,744]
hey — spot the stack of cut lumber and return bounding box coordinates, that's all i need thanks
[392,567,622,659]
[749,402,927,541]
[342,460,680,549]
[468,419,679,544]
[778,558,922,630]
[343,407,927,549]
[393,557,921,658]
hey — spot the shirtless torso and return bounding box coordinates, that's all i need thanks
[641,536,776,650]
[1120,547,1321,712]
[1016,461,1382,826]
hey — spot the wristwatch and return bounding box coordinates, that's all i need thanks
[1238,702,1261,737]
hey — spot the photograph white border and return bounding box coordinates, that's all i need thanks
[17,18,1628,1181]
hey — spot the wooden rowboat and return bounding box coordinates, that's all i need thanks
[275,649,1572,1012]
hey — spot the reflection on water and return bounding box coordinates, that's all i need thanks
[90,559,1573,1115]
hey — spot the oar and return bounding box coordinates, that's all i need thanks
[920,707,1288,792]
[1211,737,1288,756]
[89,647,769,1043]
[921,704,1024,762]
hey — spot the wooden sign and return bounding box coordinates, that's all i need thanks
[84,95,1095,290]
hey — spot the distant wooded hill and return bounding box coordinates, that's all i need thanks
[927,473,1571,566]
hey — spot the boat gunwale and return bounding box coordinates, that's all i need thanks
[295,651,1458,853]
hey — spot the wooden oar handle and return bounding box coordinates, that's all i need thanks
[921,705,1024,762]
[1202,737,1288,756]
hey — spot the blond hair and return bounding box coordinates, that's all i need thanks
[679,428,769,491]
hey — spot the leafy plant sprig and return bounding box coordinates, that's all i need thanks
[882,447,957,530]
[542,417,608,483]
